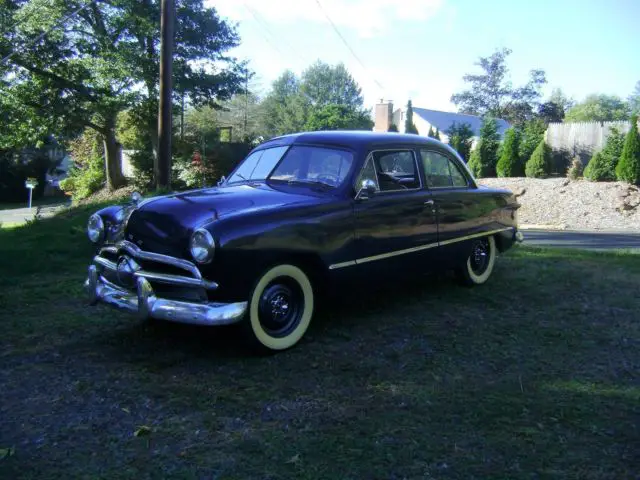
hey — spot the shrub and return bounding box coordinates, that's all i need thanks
[567,157,583,180]
[616,115,640,184]
[173,151,217,189]
[387,123,398,132]
[467,118,500,178]
[525,139,551,178]
[446,122,474,161]
[496,128,521,177]
[404,100,419,134]
[59,154,105,200]
[584,127,625,181]
[519,119,546,163]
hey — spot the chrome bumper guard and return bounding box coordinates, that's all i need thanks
[515,230,524,243]
[85,241,247,326]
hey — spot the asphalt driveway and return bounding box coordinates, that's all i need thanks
[523,229,640,251]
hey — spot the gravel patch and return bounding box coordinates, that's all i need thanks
[479,178,640,232]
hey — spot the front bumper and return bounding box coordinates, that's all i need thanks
[84,264,247,326]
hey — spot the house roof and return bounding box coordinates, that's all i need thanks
[411,108,510,137]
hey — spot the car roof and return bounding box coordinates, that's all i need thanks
[258,130,447,150]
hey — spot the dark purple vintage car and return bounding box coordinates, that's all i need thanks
[84,131,522,352]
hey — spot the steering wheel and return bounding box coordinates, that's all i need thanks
[316,173,341,185]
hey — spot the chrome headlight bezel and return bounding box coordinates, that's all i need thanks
[190,228,215,264]
[87,213,105,243]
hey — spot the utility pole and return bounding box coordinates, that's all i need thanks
[156,0,175,190]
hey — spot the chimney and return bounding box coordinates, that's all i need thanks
[374,100,393,132]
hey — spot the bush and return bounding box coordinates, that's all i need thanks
[496,128,521,177]
[59,154,105,200]
[525,139,551,178]
[616,115,640,184]
[467,118,500,178]
[387,123,398,132]
[519,119,546,163]
[584,127,625,181]
[173,151,217,189]
[567,157,583,180]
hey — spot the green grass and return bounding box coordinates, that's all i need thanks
[0,207,639,479]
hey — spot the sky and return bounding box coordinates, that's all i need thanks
[208,0,640,113]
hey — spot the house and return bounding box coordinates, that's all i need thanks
[373,101,510,144]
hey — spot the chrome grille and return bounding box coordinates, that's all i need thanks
[93,240,217,293]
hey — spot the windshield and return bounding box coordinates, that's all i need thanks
[268,146,354,188]
[227,145,354,188]
[227,146,289,184]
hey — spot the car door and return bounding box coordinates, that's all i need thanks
[353,148,438,275]
[419,148,496,264]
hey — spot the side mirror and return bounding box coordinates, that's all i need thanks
[217,175,226,187]
[356,179,377,201]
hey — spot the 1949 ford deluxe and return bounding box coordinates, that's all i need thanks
[84,131,523,352]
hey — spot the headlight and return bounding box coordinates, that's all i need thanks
[190,228,215,264]
[87,214,104,243]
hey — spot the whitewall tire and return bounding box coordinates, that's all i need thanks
[243,264,314,352]
[457,236,497,286]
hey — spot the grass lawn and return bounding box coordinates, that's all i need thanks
[0,207,638,479]
[0,196,69,211]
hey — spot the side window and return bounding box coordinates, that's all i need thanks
[355,156,379,191]
[372,150,420,191]
[420,150,469,189]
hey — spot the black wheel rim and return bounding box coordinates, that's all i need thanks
[257,278,304,338]
[470,239,490,275]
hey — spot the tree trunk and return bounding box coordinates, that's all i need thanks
[103,127,126,190]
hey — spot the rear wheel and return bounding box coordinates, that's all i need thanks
[243,264,314,352]
[456,236,496,286]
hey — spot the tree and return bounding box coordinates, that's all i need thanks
[446,122,474,161]
[537,102,565,124]
[584,127,625,181]
[451,48,547,125]
[496,128,521,177]
[467,118,500,177]
[261,71,309,137]
[300,62,364,109]
[565,94,630,122]
[405,100,419,134]
[305,104,373,131]
[388,123,398,132]
[629,81,640,114]
[261,64,369,137]
[434,128,441,140]
[525,139,551,178]
[0,0,243,189]
[548,88,575,113]
[616,115,640,184]
[519,119,547,164]
[427,126,435,138]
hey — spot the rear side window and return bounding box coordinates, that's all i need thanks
[420,150,469,188]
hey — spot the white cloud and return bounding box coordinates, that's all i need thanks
[210,0,443,38]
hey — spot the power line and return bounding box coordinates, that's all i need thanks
[312,0,384,91]
[1,1,94,66]
[242,2,306,68]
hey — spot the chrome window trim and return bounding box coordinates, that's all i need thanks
[355,148,422,194]
[328,227,514,269]
[419,148,472,190]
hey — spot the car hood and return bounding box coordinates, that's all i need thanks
[124,184,321,254]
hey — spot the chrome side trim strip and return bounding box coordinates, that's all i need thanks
[438,227,513,247]
[355,241,439,265]
[328,227,514,270]
[328,260,356,270]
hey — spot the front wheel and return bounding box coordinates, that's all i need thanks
[243,264,314,352]
[456,236,497,286]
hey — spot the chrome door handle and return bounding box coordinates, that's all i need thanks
[424,200,435,206]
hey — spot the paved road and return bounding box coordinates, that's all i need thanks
[0,203,70,226]
[523,229,640,251]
